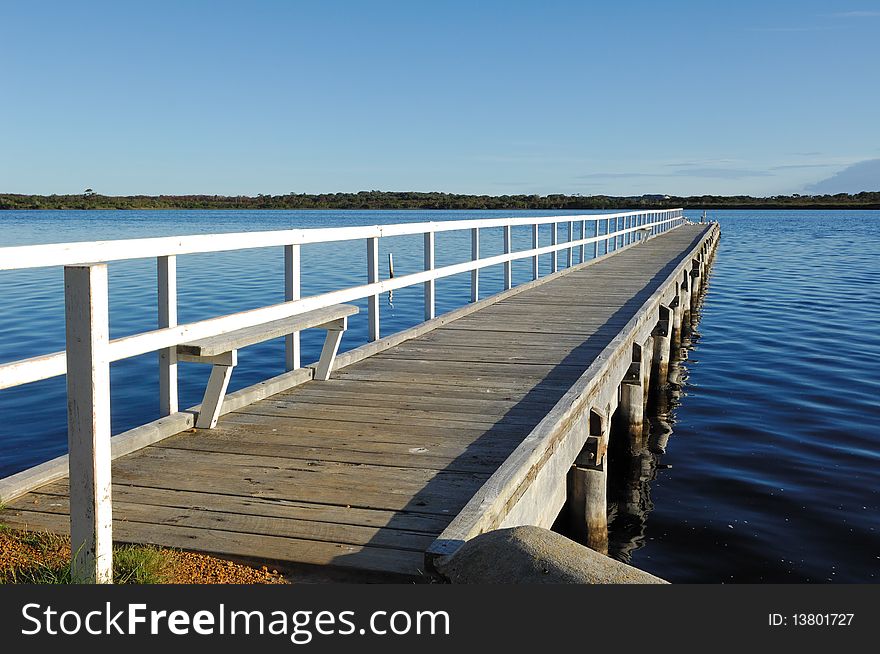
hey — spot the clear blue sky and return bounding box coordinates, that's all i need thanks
[1,0,878,196]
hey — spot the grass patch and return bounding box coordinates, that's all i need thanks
[0,526,171,584]
[113,545,169,584]
[0,523,287,584]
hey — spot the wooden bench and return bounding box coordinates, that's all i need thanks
[177,304,358,428]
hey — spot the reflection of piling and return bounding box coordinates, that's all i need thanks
[607,449,656,564]
[567,410,609,554]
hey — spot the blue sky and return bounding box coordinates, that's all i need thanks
[1,0,878,196]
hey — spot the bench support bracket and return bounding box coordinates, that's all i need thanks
[195,350,237,429]
[314,317,347,381]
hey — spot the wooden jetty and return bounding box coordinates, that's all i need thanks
[0,211,719,582]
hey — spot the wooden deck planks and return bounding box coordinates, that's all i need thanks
[0,225,710,580]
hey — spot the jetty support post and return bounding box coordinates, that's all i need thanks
[64,263,114,584]
[677,270,691,341]
[619,342,647,455]
[653,304,672,390]
[567,409,609,554]
[641,335,654,407]
[690,256,703,312]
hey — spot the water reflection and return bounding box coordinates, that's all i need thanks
[606,289,706,564]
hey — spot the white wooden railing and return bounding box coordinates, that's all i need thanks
[0,208,683,582]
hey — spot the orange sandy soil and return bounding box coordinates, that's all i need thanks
[0,526,287,584]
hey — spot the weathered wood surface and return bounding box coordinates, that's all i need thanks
[177,304,357,358]
[1,224,715,580]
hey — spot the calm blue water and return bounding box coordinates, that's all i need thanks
[1,209,877,582]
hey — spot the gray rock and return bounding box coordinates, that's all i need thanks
[435,526,667,584]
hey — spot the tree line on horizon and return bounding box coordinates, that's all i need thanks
[1,190,878,211]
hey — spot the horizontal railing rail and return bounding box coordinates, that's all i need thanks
[0,207,684,582]
[0,209,678,271]
[0,211,682,390]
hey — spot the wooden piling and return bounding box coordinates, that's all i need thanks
[678,270,692,340]
[567,409,609,554]
[641,335,654,406]
[652,304,672,390]
[619,342,646,455]
[690,256,702,313]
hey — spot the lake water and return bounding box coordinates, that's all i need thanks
[1,209,877,583]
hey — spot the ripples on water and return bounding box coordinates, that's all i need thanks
[1,209,877,582]
[616,211,880,583]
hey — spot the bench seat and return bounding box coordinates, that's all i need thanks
[177,303,358,429]
[178,304,359,358]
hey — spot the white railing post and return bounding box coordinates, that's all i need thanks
[470,227,479,302]
[601,218,606,254]
[579,220,586,263]
[503,225,512,290]
[424,230,435,320]
[593,220,600,259]
[284,244,301,370]
[551,222,558,272]
[531,224,539,280]
[367,237,379,341]
[157,255,177,416]
[567,221,574,268]
[64,264,113,584]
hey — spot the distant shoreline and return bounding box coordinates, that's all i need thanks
[2,191,878,211]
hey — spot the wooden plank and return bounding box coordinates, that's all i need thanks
[105,448,489,515]
[12,480,452,534]
[178,304,358,357]
[331,366,582,391]
[283,376,564,403]
[415,329,595,349]
[376,343,606,366]
[154,437,510,474]
[349,357,588,376]
[219,411,527,442]
[275,385,558,416]
[5,497,438,552]
[244,397,549,429]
